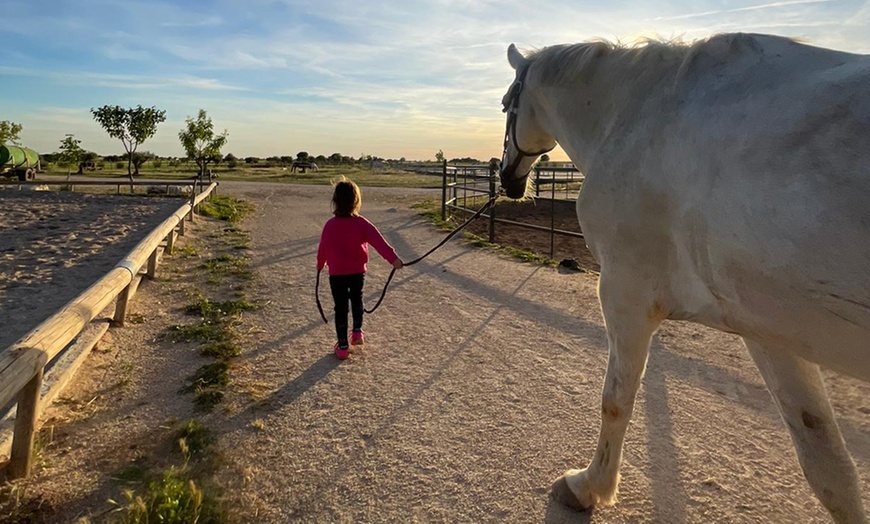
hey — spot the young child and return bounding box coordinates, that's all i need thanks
[317,177,403,360]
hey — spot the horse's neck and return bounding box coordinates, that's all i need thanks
[537,51,684,173]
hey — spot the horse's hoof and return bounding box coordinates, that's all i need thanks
[550,475,590,511]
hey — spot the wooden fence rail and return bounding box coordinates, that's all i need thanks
[0,182,217,479]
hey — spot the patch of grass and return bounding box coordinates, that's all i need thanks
[110,466,224,524]
[200,340,241,358]
[411,199,457,231]
[112,464,150,485]
[193,390,224,411]
[201,254,252,282]
[177,245,198,257]
[170,323,227,344]
[184,362,230,392]
[198,196,254,224]
[182,362,230,412]
[177,420,214,456]
[0,482,51,523]
[185,298,258,320]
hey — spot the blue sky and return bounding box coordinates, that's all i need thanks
[1,0,867,162]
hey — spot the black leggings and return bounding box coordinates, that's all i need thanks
[329,273,365,347]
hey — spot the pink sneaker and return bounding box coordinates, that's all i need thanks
[334,342,349,360]
[351,330,365,346]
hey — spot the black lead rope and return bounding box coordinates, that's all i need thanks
[315,196,497,324]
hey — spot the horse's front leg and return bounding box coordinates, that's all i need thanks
[552,272,663,510]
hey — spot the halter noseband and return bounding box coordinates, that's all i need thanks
[500,64,555,178]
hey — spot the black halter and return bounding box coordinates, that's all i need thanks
[500,64,555,178]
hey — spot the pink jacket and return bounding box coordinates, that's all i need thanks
[317,215,399,276]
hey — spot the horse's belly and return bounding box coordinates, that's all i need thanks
[698,262,870,382]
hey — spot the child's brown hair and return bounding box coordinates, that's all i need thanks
[332,177,361,217]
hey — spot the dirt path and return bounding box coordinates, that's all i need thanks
[208,182,869,522]
[9,181,870,523]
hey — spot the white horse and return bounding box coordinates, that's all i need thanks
[499,33,870,523]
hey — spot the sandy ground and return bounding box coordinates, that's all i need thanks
[2,181,870,523]
[0,189,182,350]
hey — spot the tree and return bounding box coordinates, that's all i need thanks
[179,109,228,179]
[78,151,100,174]
[435,149,445,163]
[57,134,84,181]
[540,153,551,164]
[0,121,23,145]
[131,151,155,175]
[91,105,166,185]
[296,151,309,162]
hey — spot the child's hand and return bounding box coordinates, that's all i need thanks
[392,259,404,270]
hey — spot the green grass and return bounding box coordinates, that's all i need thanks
[177,420,214,456]
[110,467,224,524]
[39,164,442,189]
[200,254,252,281]
[198,196,254,223]
[185,298,258,319]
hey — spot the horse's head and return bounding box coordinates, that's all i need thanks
[499,44,557,199]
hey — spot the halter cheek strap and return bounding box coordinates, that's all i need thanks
[500,65,555,177]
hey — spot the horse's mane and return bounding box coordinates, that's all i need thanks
[525,34,795,86]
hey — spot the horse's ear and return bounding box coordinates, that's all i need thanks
[507,43,526,71]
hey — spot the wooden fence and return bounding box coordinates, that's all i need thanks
[440,161,585,259]
[0,181,217,479]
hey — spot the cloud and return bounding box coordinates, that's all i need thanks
[649,0,839,21]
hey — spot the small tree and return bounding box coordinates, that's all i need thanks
[178,109,228,179]
[57,134,84,182]
[540,153,551,164]
[296,151,309,163]
[435,149,445,163]
[0,121,23,145]
[91,105,166,186]
[131,151,155,175]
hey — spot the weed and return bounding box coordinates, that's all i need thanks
[110,466,224,524]
[249,419,266,431]
[177,245,198,257]
[177,420,214,456]
[128,314,146,325]
[184,362,230,392]
[198,196,254,224]
[185,299,258,320]
[170,323,226,343]
[0,482,51,522]
[193,390,224,411]
[112,464,149,485]
[200,340,241,359]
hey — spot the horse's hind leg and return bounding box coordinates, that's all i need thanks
[744,339,867,524]
[551,274,663,510]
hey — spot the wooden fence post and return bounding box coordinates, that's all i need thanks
[114,284,132,326]
[8,367,44,479]
[166,229,177,255]
[147,249,158,279]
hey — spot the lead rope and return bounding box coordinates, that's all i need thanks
[315,196,497,324]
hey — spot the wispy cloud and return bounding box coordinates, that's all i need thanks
[650,0,838,21]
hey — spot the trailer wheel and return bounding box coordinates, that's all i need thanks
[26,169,35,180]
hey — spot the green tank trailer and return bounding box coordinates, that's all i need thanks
[0,145,40,181]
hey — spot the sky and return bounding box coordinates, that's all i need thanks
[1,0,868,162]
